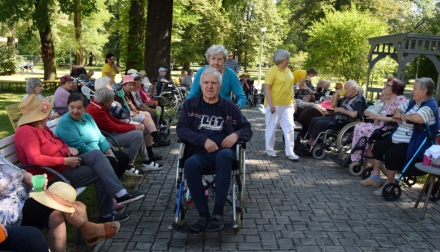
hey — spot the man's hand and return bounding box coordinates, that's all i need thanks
[221,133,239,149]
[136,124,145,131]
[204,139,219,153]
[392,113,403,124]
[333,107,341,113]
[67,147,79,157]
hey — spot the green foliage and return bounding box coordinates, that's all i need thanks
[305,7,388,84]
[0,45,18,75]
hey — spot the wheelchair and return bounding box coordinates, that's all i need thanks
[348,122,395,176]
[377,124,440,201]
[170,140,246,232]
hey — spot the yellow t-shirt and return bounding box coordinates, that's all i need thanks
[264,65,294,106]
[102,63,116,79]
[292,69,307,84]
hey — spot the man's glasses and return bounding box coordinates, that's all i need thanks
[385,84,393,88]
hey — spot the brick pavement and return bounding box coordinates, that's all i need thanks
[94,107,440,252]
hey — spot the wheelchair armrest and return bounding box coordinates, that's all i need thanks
[100,130,121,150]
[19,165,70,183]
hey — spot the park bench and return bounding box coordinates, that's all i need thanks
[0,80,26,92]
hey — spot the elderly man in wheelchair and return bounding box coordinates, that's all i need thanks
[301,80,366,154]
[176,67,252,232]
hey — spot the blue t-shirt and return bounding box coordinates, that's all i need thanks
[195,99,228,153]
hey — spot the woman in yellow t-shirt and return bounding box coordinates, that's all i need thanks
[263,49,298,161]
[102,53,120,84]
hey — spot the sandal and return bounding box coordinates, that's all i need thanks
[86,221,121,246]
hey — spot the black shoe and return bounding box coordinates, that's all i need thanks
[153,138,171,147]
[206,214,224,232]
[296,149,312,156]
[99,212,130,223]
[190,216,209,233]
[149,154,163,161]
[115,192,145,205]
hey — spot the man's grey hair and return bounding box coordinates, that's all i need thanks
[26,78,42,94]
[94,88,115,104]
[200,67,223,88]
[95,77,113,91]
[357,87,364,95]
[205,45,228,62]
[345,80,358,89]
[416,77,435,96]
[273,49,290,65]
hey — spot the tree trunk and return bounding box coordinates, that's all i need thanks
[183,62,190,71]
[74,0,83,65]
[39,26,57,80]
[6,27,16,57]
[144,0,174,80]
[126,0,146,71]
[244,51,247,72]
[88,52,93,66]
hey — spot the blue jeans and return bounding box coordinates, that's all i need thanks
[184,148,236,215]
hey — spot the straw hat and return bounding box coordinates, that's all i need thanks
[17,94,54,127]
[127,69,138,74]
[240,72,250,78]
[121,75,136,85]
[139,70,146,75]
[30,182,77,213]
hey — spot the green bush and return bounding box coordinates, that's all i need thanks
[0,45,18,76]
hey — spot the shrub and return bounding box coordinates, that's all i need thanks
[0,45,19,76]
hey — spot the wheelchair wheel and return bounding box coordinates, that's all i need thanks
[234,207,243,231]
[362,167,373,180]
[312,147,326,160]
[425,179,440,202]
[336,121,361,157]
[403,175,417,187]
[348,162,364,176]
[382,183,401,201]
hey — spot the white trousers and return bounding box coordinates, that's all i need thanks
[264,104,295,156]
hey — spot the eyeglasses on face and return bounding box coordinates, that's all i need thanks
[385,84,393,88]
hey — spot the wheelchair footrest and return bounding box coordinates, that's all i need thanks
[170,222,235,234]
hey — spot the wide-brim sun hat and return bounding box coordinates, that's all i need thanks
[127,69,138,74]
[121,75,136,85]
[139,70,146,75]
[17,94,54,127]
[30,182,78,213]
[240,72,250,78]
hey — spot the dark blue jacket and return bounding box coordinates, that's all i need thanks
[393,97,439,162]
[176,95,252,148]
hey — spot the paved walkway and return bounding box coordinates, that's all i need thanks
[95,107,440,252]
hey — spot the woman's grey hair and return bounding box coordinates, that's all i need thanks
[321,79,331,88]
[416,77,435,96]
[345,80,358,89]
[94,77,113,91]
[205,45,228,62]
[26,78,42,94]
[200,67,223,88]
[94,88,115,104]
[273,49,290,65]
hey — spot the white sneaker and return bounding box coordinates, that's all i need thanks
[288,154,299,161]
[266,151,277,157]
[124,167,144,177]
[258,104,266,114]
[141,161,163,171]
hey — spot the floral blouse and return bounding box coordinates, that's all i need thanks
[0,156,31,226]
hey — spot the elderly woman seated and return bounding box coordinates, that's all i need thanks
[86,82,164,174]
[22,77,59,120]
[15,95,144,223]
[54,75,76,114]
[351,78,407,169]
[55,93,133,179]
[303,80,366,150]
[313,79,332,101]
[0,157,120,251]
[360,78,439,196]
[114,75,170,148]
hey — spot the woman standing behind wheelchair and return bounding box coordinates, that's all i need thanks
[360,78,439,196]
[352,78,407,169]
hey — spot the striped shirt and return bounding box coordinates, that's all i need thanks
[392,100,436,144]
[225,60,239,73]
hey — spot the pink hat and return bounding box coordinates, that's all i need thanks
[121,75,135,85]
[60,75,74,85]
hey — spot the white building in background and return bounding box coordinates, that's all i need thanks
[0,37,19,44]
